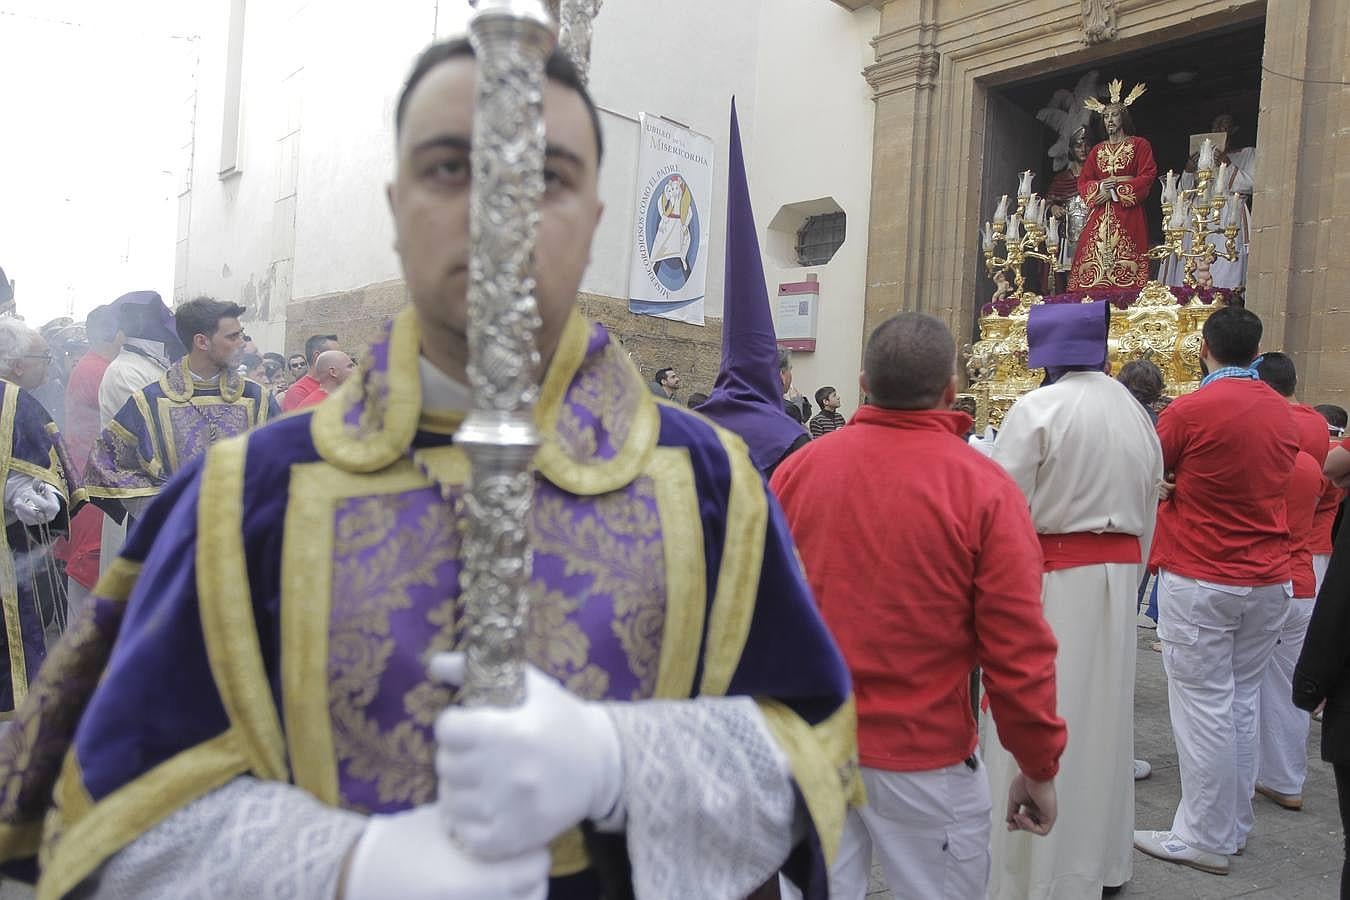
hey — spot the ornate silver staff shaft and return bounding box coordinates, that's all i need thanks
[458,0,557,707]
[548,0,604,84]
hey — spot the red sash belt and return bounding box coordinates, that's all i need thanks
[1038,532,1141,573]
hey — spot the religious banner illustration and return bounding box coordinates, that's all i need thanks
[627,113,714,325]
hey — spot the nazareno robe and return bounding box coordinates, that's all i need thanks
[0,307,859,898]
[0,380,84,717]
[1068,135,1158,292]
[82,358,277,521]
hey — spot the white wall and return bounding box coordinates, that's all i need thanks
[749,0,878,419]
[175,0,876,376]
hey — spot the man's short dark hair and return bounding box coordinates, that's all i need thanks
[653,367,675,386]
[86,304,119,344]
[1201,305,1262,367]
[1315,404,1348,431]
[1254,351,1297,397]
[174,297,246,350]
[863,312,956,410]
[305,334,338,365]
[814,386,836,408]
[395,38,604,164]
[240,353,264,371]
[1117,358,1164,406]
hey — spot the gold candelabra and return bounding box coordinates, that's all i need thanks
[1148,139,1241,288]
[982,170,1060,299]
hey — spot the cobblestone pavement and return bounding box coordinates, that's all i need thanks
[863,626,1344,898]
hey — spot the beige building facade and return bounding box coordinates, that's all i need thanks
[837,0,1349,402]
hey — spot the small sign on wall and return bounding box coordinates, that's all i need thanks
[775,280,818,351]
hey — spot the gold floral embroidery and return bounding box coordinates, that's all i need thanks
[531,481,666,699]
[328,497,457,809]
[558,343,639,461]
[1070,207,1145,290]
[1115,183,1137,206]
[1096,139,1135,175]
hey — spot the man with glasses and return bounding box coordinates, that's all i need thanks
[281,333,340,411]
[0,317,81,721]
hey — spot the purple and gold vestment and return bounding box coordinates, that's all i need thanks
[0,380,83,719]
[0,308,858,898]
[82,358,277,520]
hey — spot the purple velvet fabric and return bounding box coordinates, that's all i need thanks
[1026,299,1110,370]
[695,100,807,472]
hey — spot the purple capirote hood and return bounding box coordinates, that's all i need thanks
[695,99,805,471]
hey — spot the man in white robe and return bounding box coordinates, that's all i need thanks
[984,301,1162,899]
[95,294,173,575]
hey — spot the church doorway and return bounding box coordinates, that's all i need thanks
[973,19,1265,337]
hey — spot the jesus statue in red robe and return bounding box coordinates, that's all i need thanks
[1068,82,1157,292]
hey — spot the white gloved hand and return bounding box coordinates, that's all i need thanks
[10,482,58,526]
[343,805,549,900]
[431,652,623,859]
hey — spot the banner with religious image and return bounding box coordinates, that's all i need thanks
[627,113,715,325]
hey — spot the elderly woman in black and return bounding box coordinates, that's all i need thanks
[1295,516,1350,898]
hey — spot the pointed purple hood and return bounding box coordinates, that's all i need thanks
[695,99,806,471]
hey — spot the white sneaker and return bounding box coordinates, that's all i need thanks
[1133,759,1152,781]
[1133,830,1229,875]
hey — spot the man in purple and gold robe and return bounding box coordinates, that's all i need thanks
[0,38,857,900]
[0,317,84,721]
[82,297,276,524]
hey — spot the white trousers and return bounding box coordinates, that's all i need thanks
[1257,597,1315,795]
[1315,553,1332,595]
[1157,570,1290,855]
[829,761,991,900]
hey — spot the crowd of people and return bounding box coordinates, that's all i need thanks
[0,30,1346,900]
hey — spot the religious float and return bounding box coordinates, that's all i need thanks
[963,79,1246,431]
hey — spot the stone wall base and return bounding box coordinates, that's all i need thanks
[285,282,727,400]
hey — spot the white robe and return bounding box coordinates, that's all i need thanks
[984,371,1162,899]
[96,340,168,575]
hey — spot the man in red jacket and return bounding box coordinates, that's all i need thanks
[771,312,1066,900]
[1250,352,1327,813]
[1136,306,1300,874]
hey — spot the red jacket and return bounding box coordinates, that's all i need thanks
[770,406,1065,779]
[295,387,329,409]
[281,373,319,411]
[1151,378,1299,585]
[54,348,114,589]
[1288,451,1324,598]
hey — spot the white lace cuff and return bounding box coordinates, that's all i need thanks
[69,776,366,899]
[604,696,796,900]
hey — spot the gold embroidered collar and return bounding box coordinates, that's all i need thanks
[311,306,660,496]
[161,357,245,404]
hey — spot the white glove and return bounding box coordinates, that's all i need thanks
[343,805,549,900]
[10,481,59,526]
[431,652,623,859]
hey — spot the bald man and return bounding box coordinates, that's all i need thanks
[295,349,355,409]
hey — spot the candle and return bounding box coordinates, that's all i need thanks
[1197,138,1215,171]
[1018,170,1034,199]
[1047,215,1060,247]
[1168,201,1188,231]
[1224,193,1241,228]
[1006,214,1021,243]
[1215,162,1231,196]
[993,194,1009,224]
[1162,170,1177,205]
[982,222,994,251]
